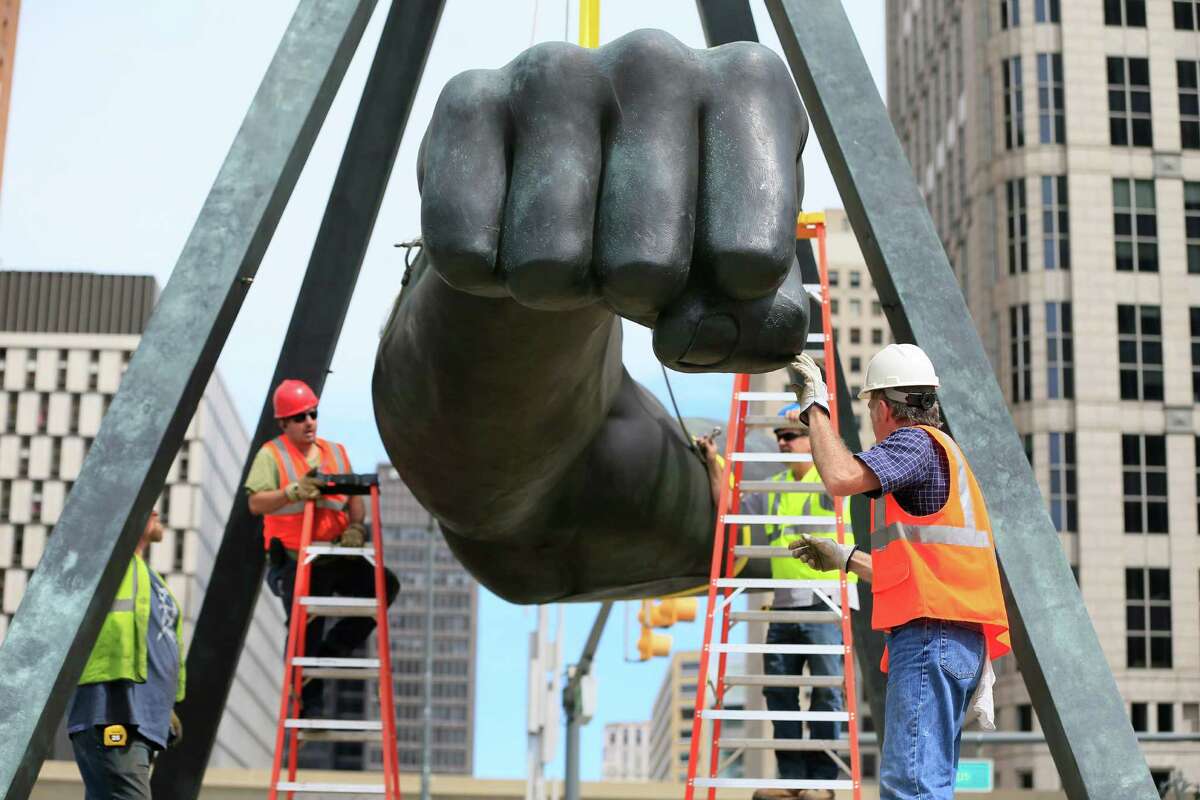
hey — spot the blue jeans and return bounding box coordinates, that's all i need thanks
[880,618,984,800]
[70,727,154,800]
[762,603,844,781]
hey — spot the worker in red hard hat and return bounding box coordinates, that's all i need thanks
[245,379,398,717]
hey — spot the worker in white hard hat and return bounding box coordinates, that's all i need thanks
[784,344,1011,800]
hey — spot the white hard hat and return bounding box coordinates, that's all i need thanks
[858,344,940,399]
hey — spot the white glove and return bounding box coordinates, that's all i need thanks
[788,354,830,420]
[789,534,854,572]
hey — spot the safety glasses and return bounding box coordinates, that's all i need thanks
[776,431,804,442]
[287,410,318,423]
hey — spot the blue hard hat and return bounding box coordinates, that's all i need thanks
[774,403,807,434]
[778,403,801,417]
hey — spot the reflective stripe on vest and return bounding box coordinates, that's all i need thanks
[762,467,856,583]
[262,436,352,549]
[870,425,1010,671]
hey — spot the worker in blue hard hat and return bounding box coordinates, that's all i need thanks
[697,405,856,799]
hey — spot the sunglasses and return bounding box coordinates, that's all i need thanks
[776,431,805,442]
[287,410,318,423]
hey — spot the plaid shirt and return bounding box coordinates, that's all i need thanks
[856,426,950,516]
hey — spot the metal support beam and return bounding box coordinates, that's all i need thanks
[0,2,377,797]
[694,0,889,746]
[151,2,445,796]
[766,2,1155,797]
[564,603,613,800]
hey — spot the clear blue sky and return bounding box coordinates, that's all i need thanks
[1,0,884,782]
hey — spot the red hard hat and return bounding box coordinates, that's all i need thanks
[273,379,318,419]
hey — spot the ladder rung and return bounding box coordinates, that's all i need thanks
[808,333,826,344]
[709,643,845,655]
[299,667,379,680]
[299,597,378,617]
[691,778,853,790]
[723,673,845,688]
[743,415,805,427]
[302,545,375,557]
[723,514,838,526]
[297,730,385,742]
[284,719,382,731]
[728,610,844,624]
[275,782,386,794]
[736,392,801,401]
[804,282,822,300]
[291,656,380,669]
[715,578,841,590]
[702,709,850,722]
[718,736,851,751]
[733,546,792,558]
[730,452,813,462]
[738,480,826,493]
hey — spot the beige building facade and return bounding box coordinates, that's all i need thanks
[602,721,650,781]
[0,270,284,767]
[886,0,1200,791]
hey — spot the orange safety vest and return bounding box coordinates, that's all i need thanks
[870,425,1010,672]
[261,435,351,551]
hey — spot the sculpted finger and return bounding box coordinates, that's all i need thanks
[593,30,700,320]
[498,43,607,310]
[420,70,510,297]
[652,259,810,373]
[695,43,808,301]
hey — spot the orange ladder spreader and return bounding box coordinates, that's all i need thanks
[684,213,863,799]
[268,472,401,799]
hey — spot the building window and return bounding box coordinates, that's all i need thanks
[1126,567,1171,668]
[1117,305,1164,401]
[871,328,884,345]
[849,328,861,344]
[1037,53,1065,144]
[1000,0,1020,28]
[1009,304,1031,403]
[1132,702,1149,732]
[1176,0,1200,28]
[1179,62,1200,149]
[1191,308,1200,402]
[1002,56,1025,150]
[850,357,862,373]
[1046,301,1073,399]
[1036,0,1060,22]
[871,301,882,316]
[1113,179,1157,272]
[1159,704,1175,732]
[1195,437,1199,535]
[1107,57,1152,147]
[849,270,861,288]
[1006,179,1028,274]
[1041,176,1070,269]
[1122,435,1168,534]
[828,270,839,287]
[1186,184,1200,274]
[1048,432,1077,532]
[1106,0,1146,26]
[1023,434,1033,466]
[1018,704,1034,732]
[849,299,862,316]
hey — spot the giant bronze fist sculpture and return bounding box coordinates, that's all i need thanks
[374,30,809,602]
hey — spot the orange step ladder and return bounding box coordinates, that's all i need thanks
[684,213,862,799]
[268,472,401,798]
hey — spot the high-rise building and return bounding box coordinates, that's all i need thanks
[368,465,477,775]
[0,270,283,767]
[886,1,1200,790]
[648,650,750,783]
[602,721,650,781]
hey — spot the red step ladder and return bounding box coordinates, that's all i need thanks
[685,213,862,799]
[268,472,401,798]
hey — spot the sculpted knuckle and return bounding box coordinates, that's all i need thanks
[509,42,594,103]
[608,28,693,72]
[438,69,499,119]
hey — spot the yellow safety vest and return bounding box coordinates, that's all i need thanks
[78,555,186,702]
[762,467,857,583]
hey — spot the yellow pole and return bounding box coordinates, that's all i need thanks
[578,0,599,48]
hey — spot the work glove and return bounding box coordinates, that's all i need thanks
[284,468,322,503]
[418,30,812,373]
[169,710,183,747]
[789,533,854,573]
[787,354,829,421]
[338,522,367,548]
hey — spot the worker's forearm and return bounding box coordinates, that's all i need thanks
[248,489,290,516]
[806,409,858,488]
[349,496,365,525]
[847,548,872,583]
